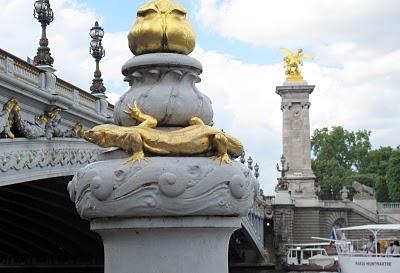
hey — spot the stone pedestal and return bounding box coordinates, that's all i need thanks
[92,217,241,273]
[69,50,256,273]
[68,155,257,273]
[276,83,317,199]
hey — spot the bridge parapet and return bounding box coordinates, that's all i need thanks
[0,48,113,129]
[241,191,270,260]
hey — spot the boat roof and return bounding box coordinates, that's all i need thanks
[286,242,330,247]
[338,224,400,231]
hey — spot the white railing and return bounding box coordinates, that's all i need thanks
[378,203,400,210]
[13,61,40,86]
[0,48,113,115]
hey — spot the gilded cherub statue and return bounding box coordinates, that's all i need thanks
[84,103,244,164]
[279,48,313,82]
[128,0,196,55]
[0,97,19,138]
[0,97,85,139]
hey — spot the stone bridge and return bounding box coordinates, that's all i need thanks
[0,47,270,272]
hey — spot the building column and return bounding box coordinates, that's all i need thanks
[276,83,317,199]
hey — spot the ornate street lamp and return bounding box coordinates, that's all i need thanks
[33,0,54,66]
[247,156,253,170]
[89,21,106,95]
[254,163,260,179]
[276,154,289,178]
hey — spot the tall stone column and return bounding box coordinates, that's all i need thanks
[276,83,317,199]
[68,1,257,272]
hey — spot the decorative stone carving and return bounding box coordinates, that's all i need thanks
[0,144,100,173]
[68,157,258,220]
[5,57,15,76]
[281,102,292,111]
[340,186,350,201]
[68,1,255,271]
[114,53,213,127]
[301,102,311,109]
[0,98,85,139]
[62,122,85,138]
[0,98,18,138]
[17,107,63,139]
[352,181,375,200]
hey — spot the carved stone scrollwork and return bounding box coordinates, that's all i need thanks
[68,157,258,219]
[0,146,100,173]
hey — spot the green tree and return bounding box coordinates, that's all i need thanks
[359,147,393,202]
[359,147,393,176]
[374,177,389,202]
[311,126,371,199]
[386,150,400,202]
[312,126,371,170]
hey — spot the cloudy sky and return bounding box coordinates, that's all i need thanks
[1,0,399,194]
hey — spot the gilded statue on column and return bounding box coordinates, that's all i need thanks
[279,48,313,82]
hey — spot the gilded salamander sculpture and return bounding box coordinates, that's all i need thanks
[84,102,244,164]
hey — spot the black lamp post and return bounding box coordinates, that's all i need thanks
[276,155,289,178]
[33,0,54,66]
[247,156,253,171]
[89,21,106,95]
[254,163,260,179]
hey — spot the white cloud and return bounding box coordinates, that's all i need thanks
[196,0,400,50]
[194,0,400,193]
[0,0,98,89]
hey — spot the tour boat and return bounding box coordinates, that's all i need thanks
[284,243,338,272]
[336,224,400,273]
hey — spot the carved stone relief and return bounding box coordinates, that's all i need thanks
[0,97,84,139]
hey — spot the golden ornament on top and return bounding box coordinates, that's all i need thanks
[279,48,313,82]
[128,0,196,55]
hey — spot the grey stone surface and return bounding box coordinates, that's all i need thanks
[276,84,316,199]
[121,53,203,74]
[68,156,258,219]
[114,53,213,127]
[0,138,103,186]
[92,217,241,273]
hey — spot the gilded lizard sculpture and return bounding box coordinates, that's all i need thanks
[84,102,244,164]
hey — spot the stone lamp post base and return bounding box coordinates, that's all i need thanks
[92,217,242,273]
